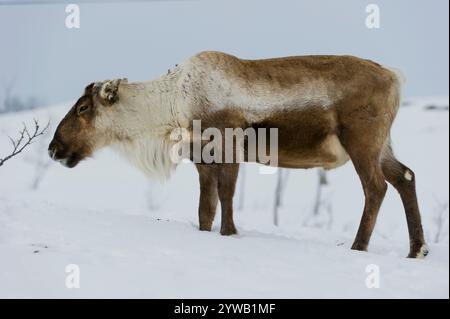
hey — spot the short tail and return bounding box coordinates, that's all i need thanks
[383,66,405,116]
[376,66,405,158]
[385,66,406,86]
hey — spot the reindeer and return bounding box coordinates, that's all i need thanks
[49,51,427,258]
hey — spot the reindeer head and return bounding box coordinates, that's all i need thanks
[48,78,126,168]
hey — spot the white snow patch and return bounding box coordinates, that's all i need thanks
[0,98,448,298]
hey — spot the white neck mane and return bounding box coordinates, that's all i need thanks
[106,70,184,181]
[113,136,177,181]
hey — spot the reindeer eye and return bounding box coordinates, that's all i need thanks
[78,104,89,115]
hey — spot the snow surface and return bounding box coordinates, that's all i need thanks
[0,97,448,298]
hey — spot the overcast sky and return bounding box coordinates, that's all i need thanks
[0,0,448,106]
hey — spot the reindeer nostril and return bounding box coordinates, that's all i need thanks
[48,149,55,159]
[48,140,60,160]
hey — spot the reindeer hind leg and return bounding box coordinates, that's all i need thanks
[381,143,428,258]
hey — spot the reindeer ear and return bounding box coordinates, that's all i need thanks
[95,79,123,105]
[84,82,95,95]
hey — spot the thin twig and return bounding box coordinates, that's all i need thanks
[0,120,50,167]
[433,200,449,244]
[273,169,290,226]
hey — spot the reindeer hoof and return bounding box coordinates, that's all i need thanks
[220,226,238,236]
[351,242,368,252]
[408,244,429,259]
[199,225,212,232]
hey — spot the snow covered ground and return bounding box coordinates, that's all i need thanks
[0,97,448,298]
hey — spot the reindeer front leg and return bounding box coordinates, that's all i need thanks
[217,163,239,235]
[196,164,219,231]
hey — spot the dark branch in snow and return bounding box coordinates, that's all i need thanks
[273,169,290,226]
[0,119,50,167]
[433,200,449,244]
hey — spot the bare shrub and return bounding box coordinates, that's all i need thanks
[273,169,290,226]
[432,200,449,244]
[0,119,49,167]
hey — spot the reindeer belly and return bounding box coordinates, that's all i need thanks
[251,107,350,169]
[276,134,350,169]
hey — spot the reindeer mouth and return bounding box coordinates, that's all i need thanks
[65,154,82,168]
[48,149,82,168]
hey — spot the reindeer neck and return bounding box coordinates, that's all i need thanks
[118,73,180,139]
